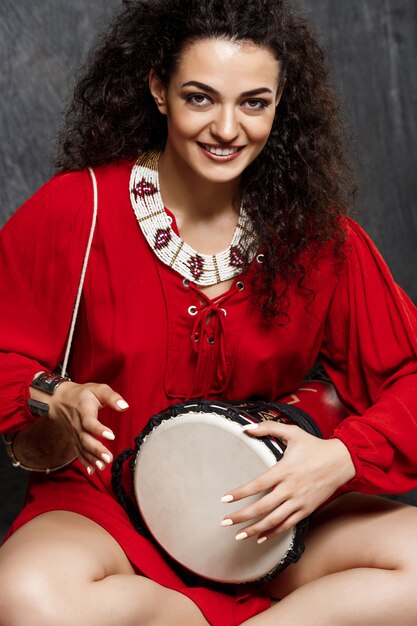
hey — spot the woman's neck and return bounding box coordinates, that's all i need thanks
[158,147,240,222]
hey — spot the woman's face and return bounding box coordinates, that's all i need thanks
[149,38,283,185]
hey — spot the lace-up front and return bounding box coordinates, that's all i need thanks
[187,282,242,396]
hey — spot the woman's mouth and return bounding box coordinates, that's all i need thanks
[197,143,244,160]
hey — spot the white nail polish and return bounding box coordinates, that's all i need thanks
[117,399,129,410]
[242,423,259,431]
[95,460,104,471]
[257,536,268,545]
[101,453,112,464]
[102,430,115,441]
[86,466,94,475]
[235,532,248,541]
[221,519,234,527]
[221,494,234,503]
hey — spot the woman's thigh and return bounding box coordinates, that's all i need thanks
[264,493,417,599]
[0,511,209,626]
[0,510,135,580]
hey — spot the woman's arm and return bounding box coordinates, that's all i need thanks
[0,170,127,472]
[220,217,417,539]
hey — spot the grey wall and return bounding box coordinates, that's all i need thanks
[1,1,417,539]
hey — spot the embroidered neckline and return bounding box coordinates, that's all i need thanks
[129,150,258,286]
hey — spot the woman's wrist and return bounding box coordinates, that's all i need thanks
[328,438,356,488]
[28,371,73,418]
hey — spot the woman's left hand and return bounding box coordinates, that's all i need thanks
[221,421,356,542]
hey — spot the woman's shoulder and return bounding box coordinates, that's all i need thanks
[2,159,135,234]
[337,214,392,272]
[41,158,134,211]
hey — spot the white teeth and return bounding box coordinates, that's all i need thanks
[202,144,239,156]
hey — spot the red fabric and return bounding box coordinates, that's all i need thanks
[1,160,417,624]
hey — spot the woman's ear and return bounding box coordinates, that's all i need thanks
[149,69,168,115]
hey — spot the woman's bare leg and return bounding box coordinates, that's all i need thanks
[0,511,209,626]
[242,493,417,625]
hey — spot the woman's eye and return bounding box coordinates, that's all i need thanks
[243,99,269,110]
[186,94,211,107]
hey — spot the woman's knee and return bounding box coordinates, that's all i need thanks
[0,566,64,626]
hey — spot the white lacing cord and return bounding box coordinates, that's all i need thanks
[61,167,98,378]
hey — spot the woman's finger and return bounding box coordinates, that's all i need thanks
[73,443,97,476]
[91,384,129,412]
[256,510,305,544]
[221,486,287,527]
[221,462,283,503]
[242,420,300,443]
[81,412,116,440]
[234,500,300,541]
[78,431,113,469]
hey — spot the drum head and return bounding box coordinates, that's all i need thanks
[134,410,295,584]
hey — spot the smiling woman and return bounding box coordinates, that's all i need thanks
[1,0,417,625]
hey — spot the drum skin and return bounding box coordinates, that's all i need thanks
[134,409,296,584]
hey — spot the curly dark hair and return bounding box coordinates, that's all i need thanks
[56,0,355,321]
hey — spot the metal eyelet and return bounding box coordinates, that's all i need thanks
[183,278,190,287]
[166,215,173,225]
[221,308,227,317]
[188,305,198,316]
[236,281,245,291]
[207,336,215,345]
[192,333,200,343]
[256,254,265,264]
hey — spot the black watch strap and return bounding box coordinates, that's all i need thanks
[31,372,70,395]
[27,398,50,418]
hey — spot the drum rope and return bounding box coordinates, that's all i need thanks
[111,447,145,534]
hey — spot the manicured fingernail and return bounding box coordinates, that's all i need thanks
[221,495,234,503]
[101,453,112,464]
[102,430,115,441]
[257,536,268,545]
[117,399,129,409]
[221,519,234,527]
[242,423,259,431]
[86,465,94,475]
[236,532,248,541]
[95,460,105,470]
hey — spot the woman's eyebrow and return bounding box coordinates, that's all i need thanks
[181,81,273,97]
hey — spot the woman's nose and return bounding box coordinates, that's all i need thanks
[210,106,239,143]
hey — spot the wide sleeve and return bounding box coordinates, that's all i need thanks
[0,170,93,433]
[320,216,417,495]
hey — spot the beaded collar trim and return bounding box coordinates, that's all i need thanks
[129,151,259,286]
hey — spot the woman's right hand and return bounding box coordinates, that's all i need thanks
[47,381,129,474]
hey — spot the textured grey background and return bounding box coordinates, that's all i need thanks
[1,1,417,540]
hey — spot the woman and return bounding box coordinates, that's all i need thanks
[1,0,417,624]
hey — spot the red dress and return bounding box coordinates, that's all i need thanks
[1,160,417,625]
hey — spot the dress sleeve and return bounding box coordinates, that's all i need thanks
[0,170,93,433]
[320,216,417,495]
